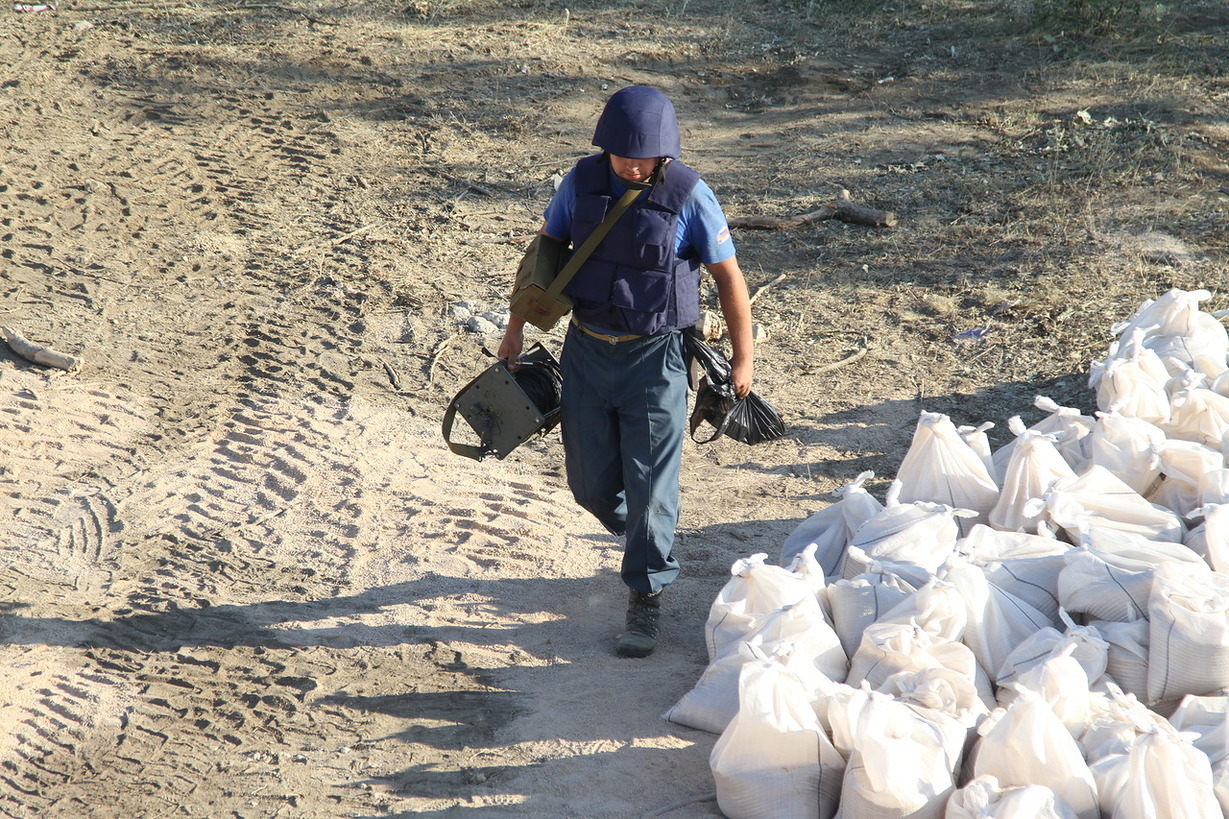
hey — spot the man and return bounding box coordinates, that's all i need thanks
[498,85,754,657]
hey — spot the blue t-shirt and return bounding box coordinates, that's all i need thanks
[542,162,735,265]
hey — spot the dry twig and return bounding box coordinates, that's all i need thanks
[749,272,788,306]
[2,326,81,372]
[803,337,869,375]
[730,188,897,230]
[428,334,459,383]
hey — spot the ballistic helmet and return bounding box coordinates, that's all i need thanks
[592,86,681,159]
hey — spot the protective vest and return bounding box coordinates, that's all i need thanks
[564,154,702,336]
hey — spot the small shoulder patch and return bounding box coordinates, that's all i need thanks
[716,226,731,244]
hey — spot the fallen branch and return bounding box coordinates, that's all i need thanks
[2,326,82,373]
[749,272,788,306]
[380,358,402,391]
[803,338,869,375]
[730,188,897,230]
[428,334,459,383]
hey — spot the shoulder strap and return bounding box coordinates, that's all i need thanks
[543,185,642,301]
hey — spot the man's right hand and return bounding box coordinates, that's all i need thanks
[497,315,527,368]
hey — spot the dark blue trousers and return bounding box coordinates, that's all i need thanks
[560,325,688,594]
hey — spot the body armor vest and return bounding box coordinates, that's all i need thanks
[564,154,703,336]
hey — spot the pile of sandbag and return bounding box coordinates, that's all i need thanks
[666,288,1229,818]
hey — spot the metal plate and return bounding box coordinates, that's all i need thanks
[455,362,549,460]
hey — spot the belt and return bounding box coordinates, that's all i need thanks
[570,315,643,344]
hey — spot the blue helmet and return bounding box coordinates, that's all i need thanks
[592,86,681,159]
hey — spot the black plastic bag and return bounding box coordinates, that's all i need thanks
[684,332,785,445]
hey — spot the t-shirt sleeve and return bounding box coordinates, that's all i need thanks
[541,170,577,240]
[680,179,736,265]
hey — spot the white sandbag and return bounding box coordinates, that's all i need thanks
[879,666,990,729]
[784,543,833,622]
[665,595,847,734]
[1186,502,1229,573]
[838,691,964,819]
[875,576,969,642]
[1089,618,1150,700]
[839,544,935,588]
[960,521,1070,561]
[827,565,917,658]
[943,557,1056,679]
[1058,546,1155,622]
[946,775,1078,819]
[825,680,874,761]
[1148,438,1228,520]
[960,524,1069,621]
[1080,684,1168,764]
[1109,287,1229,380]
[1148,559,1229,707]
[988,420,1078,534]
[847,621,993,707]
[958,421,998,484]
[705,553,813,662]
[1201,469,1229,506]
[665,640,763,736]
[1112,288,1226,340]
[847,482,972,577]
[1004,648,1096,738]
[711,658,845,819]
[991,396,1095,475]
[1090,328,1174,424]
[1169,695,1229,818]
[1097,726,1221,819]
[1165,368,1229,449]
[1086,410,1165,496]
[996,612,1109,694]
[982,555,1066,623]
[971,689,1100,819]
[780,470,883,573]
[806,669,862,738]
[896,411,1000,533]
[1035,396,1096,471]
[1078,525,1205,566]
[1041,464,1186,544]
[1170,695,1229,765]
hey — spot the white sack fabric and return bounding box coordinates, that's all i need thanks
[896,411,1000,532]
[846,484,971,576]
[664,594,846,734]
[827,567,916,658]
[1090,329,1173,425]
[946,775,1078,819]
[1094,726,1221,819]
[971,689,1100,819]
[837,691,965,819]
[988,421,1078,533]
[780,470,883,572]
[1040,464,1186,544]
[1147,560,1229,707]
[1086,410,1165,496]
[698,289,1229,814]
[705,553,812,662]
[711,658,844,819]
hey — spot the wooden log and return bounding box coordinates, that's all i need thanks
[1,326,81,372]
[729,188,897,230]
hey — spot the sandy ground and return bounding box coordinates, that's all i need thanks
[1,1,1226,816]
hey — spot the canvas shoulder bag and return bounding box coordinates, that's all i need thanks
[510,185,642,331]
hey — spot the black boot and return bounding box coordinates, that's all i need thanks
[616,589,662,658]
